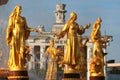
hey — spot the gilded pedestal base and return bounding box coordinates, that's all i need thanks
[0,69,9,80]
[90,76,105,80]
[8,70,29,80]
[62,69,80,80]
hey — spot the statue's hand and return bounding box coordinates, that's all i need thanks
[34,29,39,32]
[83,23,91,29]
[56,33,61,39]
[57,49,63,54]
[56,31,64,39]
[86,38,89,42]
[86,23,91,29]
[34,29,42,34]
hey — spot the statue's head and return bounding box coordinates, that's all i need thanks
[15,5,22,14]
[70,12,77,21]
[49,38,54,46]
[10,5,22,17]
[97,17,102,23]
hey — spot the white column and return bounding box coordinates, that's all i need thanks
[87,41,93,80]
[40,46,46,69]
[103,48,107,80]
[28,46,35,70]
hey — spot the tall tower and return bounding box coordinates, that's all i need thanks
[55,4,66,23]
[52,3,67,34]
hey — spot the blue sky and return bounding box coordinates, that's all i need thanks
[0,0,120,62]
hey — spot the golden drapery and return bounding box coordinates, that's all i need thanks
[58,22,86,66]
[57,12,90,69]
[90,17,103,59]
[5,6,33,70]
[90,17,105,76]
[45,39,58,80]
[6,16,30,70]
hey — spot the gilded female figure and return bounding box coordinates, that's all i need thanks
[57,12,90,69]
[91,17,104,59]
[45,38,61,80]
[90,17,105,76]
[6,5,38,70]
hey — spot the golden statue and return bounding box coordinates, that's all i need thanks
[45,38,62,80]
[90,17,104,59]
[6,5,39,70]
[57,12,90,70]
[90,17,107,76]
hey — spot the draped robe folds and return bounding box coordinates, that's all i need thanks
[6,16,30,69]
[91,24,103,59]
[58,22,85,66]
[45,46,57,80]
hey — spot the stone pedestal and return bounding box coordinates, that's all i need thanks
[90,76,105,80]
[0,69,9,79]
[62,69,80,80]
[8,70,29,80]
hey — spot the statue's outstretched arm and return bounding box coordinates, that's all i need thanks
[57,23,68,39]
[78,23,91,35]
[23,17,42,36]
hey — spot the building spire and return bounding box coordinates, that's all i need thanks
[52,3,67,34]
[54,3,67,23]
